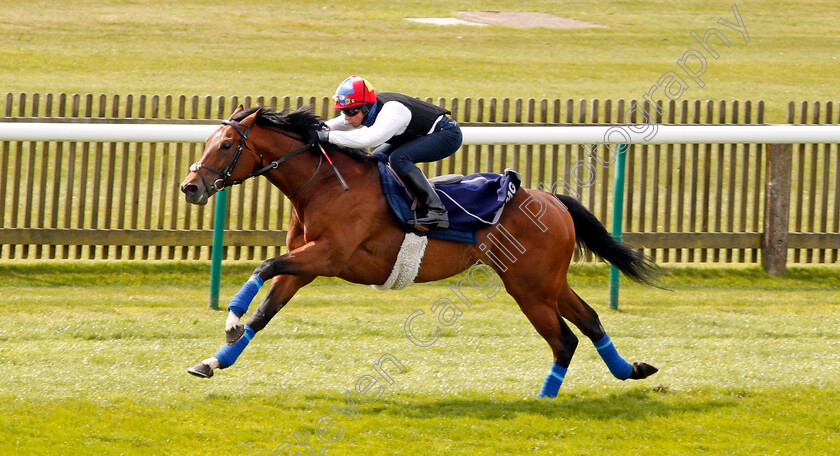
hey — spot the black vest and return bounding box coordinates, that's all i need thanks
[375,92,452,147]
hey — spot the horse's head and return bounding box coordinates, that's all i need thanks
[182,106,361,204]
[180,106,264,205]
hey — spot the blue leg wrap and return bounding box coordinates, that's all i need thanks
[215,325,256,369]
[537,363,567,398]
[227,274,264,318]
[594,333,633,380]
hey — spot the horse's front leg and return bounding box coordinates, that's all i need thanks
[189,234,352,378]
[189,274,314,377]
[221,238,352,341]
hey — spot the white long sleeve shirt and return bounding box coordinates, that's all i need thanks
[324,101,412,149]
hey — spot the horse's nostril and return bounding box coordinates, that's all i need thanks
[182,183,198,194]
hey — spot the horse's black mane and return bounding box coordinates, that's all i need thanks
[230,106,374,162]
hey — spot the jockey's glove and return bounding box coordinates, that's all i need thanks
[307,126,330,144]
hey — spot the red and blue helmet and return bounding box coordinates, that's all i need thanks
[331,76,376,110]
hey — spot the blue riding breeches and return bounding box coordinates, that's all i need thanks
[373,116,463,177]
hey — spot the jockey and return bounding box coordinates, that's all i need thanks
[315,75,462,230]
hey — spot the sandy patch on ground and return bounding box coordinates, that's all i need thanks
[405,17,487,26]
[406,11,606,29]
[459,11,606,29]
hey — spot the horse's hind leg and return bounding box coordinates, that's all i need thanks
[507,288,578,397]
[557,283,658,381]
[537,316,578,397]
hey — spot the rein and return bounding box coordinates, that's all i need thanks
[189,119,349,198]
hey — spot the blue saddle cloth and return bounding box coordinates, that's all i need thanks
[376,156,522,244]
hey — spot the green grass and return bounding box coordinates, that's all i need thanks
[1,262,838,455]
[2,1,838,122]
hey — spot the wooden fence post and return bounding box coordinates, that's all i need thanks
[762,143,792,274]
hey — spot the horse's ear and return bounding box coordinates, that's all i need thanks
[240,107,261,127]
[229,105,244,119]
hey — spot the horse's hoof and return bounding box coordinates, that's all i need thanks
[226,323,245,345]
[630,362,659,380]
[188,362,214,378]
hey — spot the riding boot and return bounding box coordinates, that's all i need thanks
[403,168,449,231]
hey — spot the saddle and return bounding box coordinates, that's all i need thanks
[376,156,522,244]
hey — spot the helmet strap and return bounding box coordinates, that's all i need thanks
[361,101,378,126]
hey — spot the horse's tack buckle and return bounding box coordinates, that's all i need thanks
[212,179,226,191]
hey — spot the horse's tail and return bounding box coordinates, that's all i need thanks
[555,194,661,286]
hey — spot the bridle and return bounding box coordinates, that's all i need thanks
[189,119,343,198]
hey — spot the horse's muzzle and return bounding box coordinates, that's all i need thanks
[180,180,210,205]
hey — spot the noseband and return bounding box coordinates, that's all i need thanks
[189,119,315,195]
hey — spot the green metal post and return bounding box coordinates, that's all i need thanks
[609,144,629,310]
[209,188,227,310]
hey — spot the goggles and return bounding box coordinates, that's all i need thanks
[341,107,361,116]
[333,94,357,109]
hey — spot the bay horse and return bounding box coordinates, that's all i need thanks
[179,106,660,398]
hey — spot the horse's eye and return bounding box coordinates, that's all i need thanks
[221,142,232,151]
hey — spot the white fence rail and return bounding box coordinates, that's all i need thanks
[2,122,840,144]
[0,122,838,273]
